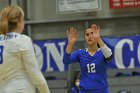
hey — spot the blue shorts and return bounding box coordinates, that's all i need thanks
[79,88,109,93]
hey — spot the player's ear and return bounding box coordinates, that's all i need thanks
[18,17,23,27]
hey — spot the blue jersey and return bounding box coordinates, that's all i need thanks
[63,49,108,92]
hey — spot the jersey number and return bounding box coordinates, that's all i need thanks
[0,46,4,64]
[87,63,96,73]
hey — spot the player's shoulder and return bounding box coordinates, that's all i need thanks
[18,34,31,40]
[16,34,32,42]
[78,48,86,52]
[75,49,85,54]
[13,34,32,46]
[15,34,33,49]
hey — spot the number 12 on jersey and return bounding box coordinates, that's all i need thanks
[0,46,4,64]
[87,63,96,73]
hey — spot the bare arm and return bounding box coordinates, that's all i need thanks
[91,24,112,59]
[66,27,78,54]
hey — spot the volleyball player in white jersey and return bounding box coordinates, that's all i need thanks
[0,6,50,93]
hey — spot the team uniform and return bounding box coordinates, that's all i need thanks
[63,45,112,93]
[0,32,48,93]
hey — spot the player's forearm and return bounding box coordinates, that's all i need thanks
[96,37,112,58]
[96,38,112,58]
[37,82,50,93]
[97,38,105,47]
[25,65,50,92]
[23,53,50,93]
[27,66,50,93]
[100,44,112,58]
[63,43,74,64]
[66,43,74,54]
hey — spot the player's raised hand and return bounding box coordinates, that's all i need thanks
[67,27,78,45]
[91,24,101,42]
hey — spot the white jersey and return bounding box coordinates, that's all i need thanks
[0,32,50,93]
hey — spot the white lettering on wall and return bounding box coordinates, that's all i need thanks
[138,43,140,63]
[44,42,65,71]
[115,39,134,69]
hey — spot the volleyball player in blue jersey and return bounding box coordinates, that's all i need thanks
[63,24,112,93]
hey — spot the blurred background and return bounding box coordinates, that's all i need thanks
[0,0,140,93]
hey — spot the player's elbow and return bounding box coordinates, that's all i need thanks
[62,57,69,65]
[105,54,113,62]
[62,53,71,65]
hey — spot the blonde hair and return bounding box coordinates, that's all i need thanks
[0,6,24,35]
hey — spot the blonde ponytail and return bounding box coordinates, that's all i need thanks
[0,6,24,35]
[0,19,8,35]
[0,8,9,35]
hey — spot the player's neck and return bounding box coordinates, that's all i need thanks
[88,44,98,51]
[87,45,99,55]
[11,27,21,33]
[88,47,98,52]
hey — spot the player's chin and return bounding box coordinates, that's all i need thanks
[87,42,94,45]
